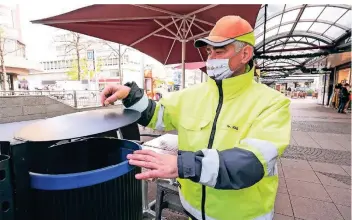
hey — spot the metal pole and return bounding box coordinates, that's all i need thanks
[140,53,145,89]
[181,40,186,89]
[118,44,122,84]
[142,180,149,211]
[262,5,267,54]
[323,73,327,105]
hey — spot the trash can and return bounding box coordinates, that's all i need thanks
[0,154,14,220]
[5,108,143,220]
[29,137,142,220]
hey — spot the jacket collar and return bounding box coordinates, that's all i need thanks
[207,61,254,100]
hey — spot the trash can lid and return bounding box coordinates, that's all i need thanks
[14,108,141,142]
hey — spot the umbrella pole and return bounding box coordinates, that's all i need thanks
[181,40,186,89]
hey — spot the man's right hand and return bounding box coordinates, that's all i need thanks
[100,84,131,106]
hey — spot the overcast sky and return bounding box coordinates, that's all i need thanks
[18,2,93,61]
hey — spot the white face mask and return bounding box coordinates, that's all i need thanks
[206,51,243,80]
[206,59,233,80]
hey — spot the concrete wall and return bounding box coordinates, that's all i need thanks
[0,96,120,124]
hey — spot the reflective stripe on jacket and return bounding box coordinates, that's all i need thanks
[124,64,291,220]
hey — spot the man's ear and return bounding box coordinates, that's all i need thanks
[241,46,254,64]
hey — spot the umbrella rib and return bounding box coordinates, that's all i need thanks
[130,17,183,47]
[32,16,174,24]
[133,4,216,27]
[184,16,196,39]
[132,4,181,16]
[154,34,179,40]
[164,19,185,64]
[187,18,206,32]
[186,4,218,27]
[187,31,211,41]
[154,19,179,39]
[164,40,177,65]
[186,4,219,17]
[184,20,205,62]
[192,18,215,27]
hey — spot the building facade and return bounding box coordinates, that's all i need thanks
[0,4,41,90]
[25,32,154,90]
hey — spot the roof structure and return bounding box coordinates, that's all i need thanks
[254,4,351,78]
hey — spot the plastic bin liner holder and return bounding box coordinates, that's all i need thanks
[28,137,143,220]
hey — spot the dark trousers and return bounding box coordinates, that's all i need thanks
[338,98,347,113]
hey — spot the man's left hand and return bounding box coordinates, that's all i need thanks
[127,150,178,180]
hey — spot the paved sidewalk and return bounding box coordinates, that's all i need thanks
[143,98,351,220]
[276,98,351,220]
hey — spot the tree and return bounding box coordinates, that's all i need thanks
[0,27,22,90]
[66,58,102,81]
[54,31,93,81]
[100,40,132,84]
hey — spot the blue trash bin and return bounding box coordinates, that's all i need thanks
[29,137,142,220]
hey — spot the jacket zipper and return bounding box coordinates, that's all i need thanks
[201,81,223,220]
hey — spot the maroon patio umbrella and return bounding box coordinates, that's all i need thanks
[174,62,205,70]
[32,4,260,88]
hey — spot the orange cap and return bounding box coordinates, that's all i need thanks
[194,15,254,48]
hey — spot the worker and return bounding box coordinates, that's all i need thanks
[101,15,291,220]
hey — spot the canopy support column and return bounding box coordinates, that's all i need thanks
[181,40,186,89]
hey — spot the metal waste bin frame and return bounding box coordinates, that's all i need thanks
[1,108,143,220]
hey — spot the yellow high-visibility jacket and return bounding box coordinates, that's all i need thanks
[123,64,291,220]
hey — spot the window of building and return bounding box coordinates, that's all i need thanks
[0,9,14,28]
[3,39,16,54]
[110,71,120,77]
[112,57,118,65]
[123,55,129,64]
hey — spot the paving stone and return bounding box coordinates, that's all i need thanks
[336,205,351,220]
[291,131,321,148]
[286,179,331,202]
[292,121,351,134]
[290,195,343,220]
[275,193,293,217]
[308,132,348,151]
[309,161,349,175]
[283,146,351,166]
[274,213,294,220]
[340,166,351,176]
[278,177,288,194]
[324,185,351,207]
[283,167,320,184]
[309,132,351,151]
[278,162,285,179]
[316,172,351,190]
[281,158,312,170]
[290,136,298,146]
[317,172,351,188]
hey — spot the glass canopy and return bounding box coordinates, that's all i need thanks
[254,4,351,74]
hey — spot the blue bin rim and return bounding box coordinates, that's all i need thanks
[29,138,141,190]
